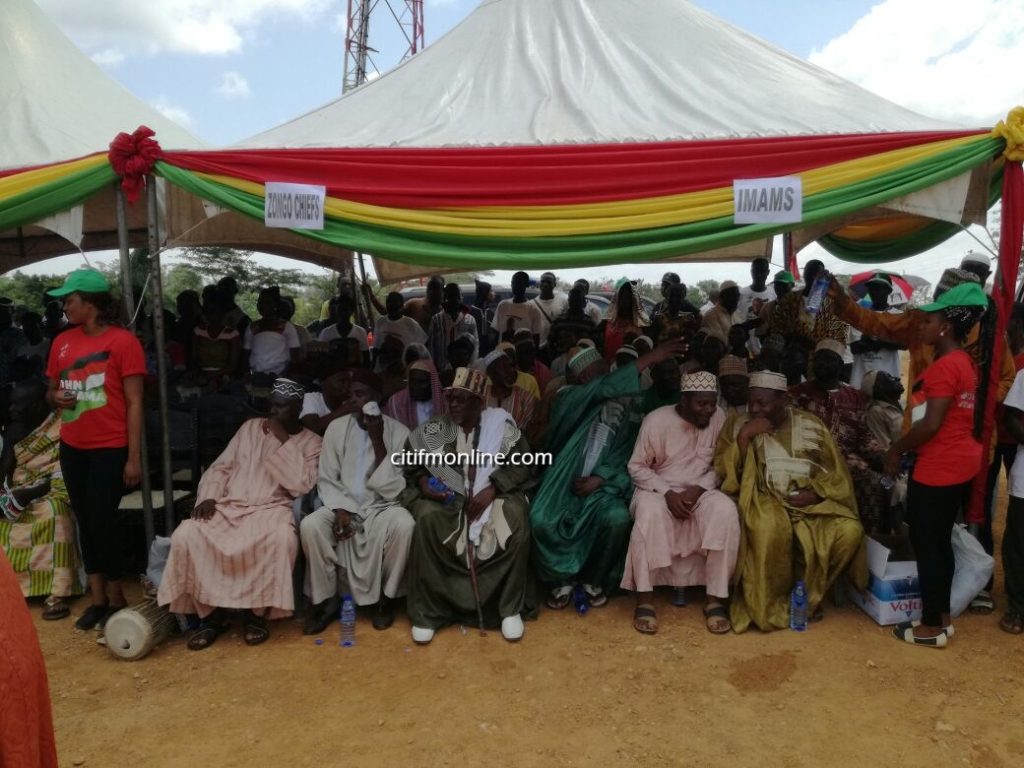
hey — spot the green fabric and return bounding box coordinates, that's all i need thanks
[530,365,641,590]
[154,136,1002,269]
[0,162,116,232]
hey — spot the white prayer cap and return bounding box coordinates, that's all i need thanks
[615,345,639,359]
[680,371,718,393]
[481,349,507,370]
[271,378,304,401]
[719,280,739,291]
[813,339,847,358]
[961,251,991,268]
[748,371,789,392]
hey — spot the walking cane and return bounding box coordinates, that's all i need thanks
[464,437,487,636]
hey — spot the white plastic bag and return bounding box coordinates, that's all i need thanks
[950,524,994,618]
[145,535,172,590]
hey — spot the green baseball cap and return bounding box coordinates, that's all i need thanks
[918,281,988,312]
[773,270,795,284]
[47,268,111,297]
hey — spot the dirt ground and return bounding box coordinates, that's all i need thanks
[35,513,1024,768]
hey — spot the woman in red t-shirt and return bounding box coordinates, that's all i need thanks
[884,282,988,648]
[44,269,145,632]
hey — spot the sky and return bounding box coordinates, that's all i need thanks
[21,0,1024,291]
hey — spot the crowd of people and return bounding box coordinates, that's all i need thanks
[3,252,1024,657]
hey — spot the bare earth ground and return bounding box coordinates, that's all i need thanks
[37,506,1024,768]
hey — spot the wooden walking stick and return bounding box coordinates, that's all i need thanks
[464,427,486,636]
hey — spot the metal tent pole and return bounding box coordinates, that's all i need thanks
[115,184,155,547]
[145,176,176,536]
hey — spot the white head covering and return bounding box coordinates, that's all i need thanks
[961,251,991,268]
[680,371,718,393]
[748,371,789,392]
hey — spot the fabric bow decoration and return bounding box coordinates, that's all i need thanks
[993,106,1024,162]
[108,125,163,204]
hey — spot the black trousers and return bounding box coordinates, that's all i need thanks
[982,443,1017,590]
[907,478,970,627]
[1005,497,1024,615]
[59,441,128,580]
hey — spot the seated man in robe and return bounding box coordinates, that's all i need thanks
[622,372,740,635]
[384,359,447,431]
[300,371,414,634]
[789,339,887,532]
[714,371,867,633]
[401,367,535,644]
[480,348,537,431]
[158,378,322,650]
[531,341,683,610]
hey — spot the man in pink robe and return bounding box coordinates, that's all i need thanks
[621,371,740,635]
[158,378,322,649]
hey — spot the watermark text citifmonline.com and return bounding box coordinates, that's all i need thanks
[390,450,552,468]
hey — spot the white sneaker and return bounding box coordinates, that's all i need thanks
[411,626,435,644]
[501,615,524,642]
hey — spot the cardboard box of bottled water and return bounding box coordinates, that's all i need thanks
[847,535,922,626]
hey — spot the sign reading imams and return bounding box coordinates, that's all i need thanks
[264,182,326,229]
[733,176,803,224]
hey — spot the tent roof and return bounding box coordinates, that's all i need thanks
[240,0,961,150]
[0,0,202,171]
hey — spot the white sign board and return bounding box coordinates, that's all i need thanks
[733,176,803,224]
[264,182,326,230]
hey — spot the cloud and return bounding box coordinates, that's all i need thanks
[809,0,1024,126]
[151,96,195,130]
[37,0,333,57]
[216,71,251,99]
[90,48,125,67]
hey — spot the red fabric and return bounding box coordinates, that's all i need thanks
[910,349,982,486]
[0,551,58,768]
[45,326,146,450]
[108,125,163,204]
[163,130,986,209]
[968,160,1024,523]
[0,151,104,180]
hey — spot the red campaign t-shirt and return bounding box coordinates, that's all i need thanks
[908,348,982,486]
[45,326,146,450]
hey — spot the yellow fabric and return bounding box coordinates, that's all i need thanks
[993,106,1024,162]
[0,153,106,201]
[714,408,868,633]
[189,134,983,238]
[831,214,932,242]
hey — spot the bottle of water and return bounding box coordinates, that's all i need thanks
[340,594,356,647]
[789,580,808,632]
[805,276,830,315]
[572,584,589,616]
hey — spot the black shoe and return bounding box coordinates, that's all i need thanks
[372,597,395,631]
[75,603,110,631]
[302,596,340,635]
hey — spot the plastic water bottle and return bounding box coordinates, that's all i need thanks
[340,594,356,647]
[805,276,830,315]
[572,584,589,616]
[789,580,808,632]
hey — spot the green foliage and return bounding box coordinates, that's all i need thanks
[0,271,68,311]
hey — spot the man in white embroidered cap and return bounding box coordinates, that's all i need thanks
[714,371,867,633]
[621,371,740,635]
[158,378,322,650]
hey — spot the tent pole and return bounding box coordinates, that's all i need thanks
[356,251,371,327]
[116,185,155,548]
[146,176,176,537]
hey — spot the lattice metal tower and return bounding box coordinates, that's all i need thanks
[343,0,425,93]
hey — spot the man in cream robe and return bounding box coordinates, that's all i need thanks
[300,370,414,633]
[714,371,867,633]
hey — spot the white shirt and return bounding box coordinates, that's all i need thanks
[372,315,426,351]
[243,321,300,375]
[849,307,902,388]
[737,284,776,323]
[492,299,544,337]
[318,323,369,352]
[415,400,435,427]
[531,294,568,343]
[300,392,330,419]
[584,301,603,325]
[1004,369,1024,498]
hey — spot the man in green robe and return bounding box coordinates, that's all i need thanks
[714,371,868,632]
[531,341,684,608]
[401,367,536,644]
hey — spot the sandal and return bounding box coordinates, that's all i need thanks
[969,590,995,615]
[244,613,270,646]
[999,611,1024,635]
[703,603,731,634]
[188,620,229,651]
[372,597,395,631]
[42,596,70,621]
[633,604,658,635]
[582,584,608,608]
[545,585,573,610]
[74,603,110,631]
